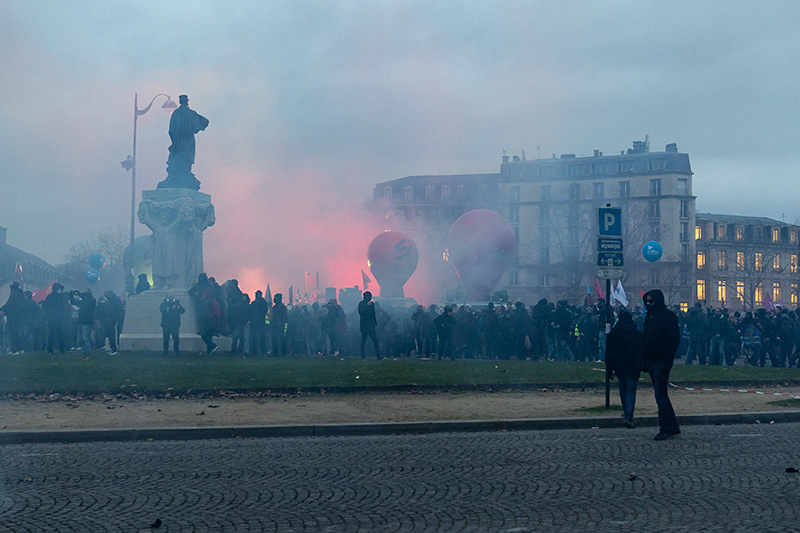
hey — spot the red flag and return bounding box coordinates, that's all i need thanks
[594,278,605,300]
[361,269,371,290]
[640,288,646,301]
[33,280,56,303]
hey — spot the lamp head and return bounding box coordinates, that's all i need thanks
[162,98,178,113]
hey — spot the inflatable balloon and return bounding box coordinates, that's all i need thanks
[89,253,105,270]
[84,268,100,284]
[367,231,419,297]
[447,209,517,301]
[643,241,663,262]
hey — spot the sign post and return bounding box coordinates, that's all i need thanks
[597,205,622,409]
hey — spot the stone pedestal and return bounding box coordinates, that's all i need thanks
[120,188,228,352]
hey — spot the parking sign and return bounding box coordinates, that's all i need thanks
[597,207,622,237]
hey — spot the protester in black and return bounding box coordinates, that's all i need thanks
[642,289,681,440]
[606,310,643,428]
[160,294,185,357]
[358,291,380,359]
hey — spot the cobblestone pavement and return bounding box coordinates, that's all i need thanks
[1,422,800,532]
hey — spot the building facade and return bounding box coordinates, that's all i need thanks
[370,140,699,306]
[694,214,800,310]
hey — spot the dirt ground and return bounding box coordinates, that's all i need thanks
[2,385,799,431]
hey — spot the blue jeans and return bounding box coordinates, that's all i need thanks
[649,359,680,435]
[617,376,639,421]
[709,336,724,365]
[79,325,92,355]
[686,340,708,365]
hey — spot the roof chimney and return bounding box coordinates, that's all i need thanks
[665,143,678,153]
[502,155,510,164]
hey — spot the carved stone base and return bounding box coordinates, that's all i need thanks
[119,289,230,353]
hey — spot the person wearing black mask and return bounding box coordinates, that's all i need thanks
[642,289,681,440]
[606,310,643,428]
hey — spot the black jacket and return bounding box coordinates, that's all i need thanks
[642,290,680,363]
[160,298,185,329]
[606,314,643,378]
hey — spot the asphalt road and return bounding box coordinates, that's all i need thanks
[1,422,799,532]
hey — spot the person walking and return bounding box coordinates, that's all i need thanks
[642,289,681,441]
[69,288,96,360]
[606,310,643,428]
[358,291,380,359]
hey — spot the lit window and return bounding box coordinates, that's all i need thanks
[773,228,781,243]
[792,283,798,306]
[718,281,727,303]
[792,254,798,273]
[695,225,702,240]
[737,252,745,270]
[736,281,745,302]
[697,252,706,270]
[716,224,726,240]
[680,302,689,312]
[774,282,781,304]
[718,251,727,270]
[736,226,744,241]
[755,283,763,307]
[442,248,449,261]
[697,280,706,301]
[755,252,763,271]
[774,254,781,271]
[791,230,797,244]
[404,186,414,200]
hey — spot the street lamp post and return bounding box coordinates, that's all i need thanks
[122,93,176,281]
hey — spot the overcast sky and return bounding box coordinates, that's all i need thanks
[2,1,799,295]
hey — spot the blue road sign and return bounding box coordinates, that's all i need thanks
[597,237,623,252]
[597,252,624,267]
[597,207,622,237]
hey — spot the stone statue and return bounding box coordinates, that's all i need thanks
[158,95,209,191]
[138,196,216,289]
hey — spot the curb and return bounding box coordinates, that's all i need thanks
[1,410,798,446]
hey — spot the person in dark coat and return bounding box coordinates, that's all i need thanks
[434,305,457,361]
[249,290,269,355]
[1,282,25,353]
[642,289,681,440]
[271,293,288,356]
[606,310,643,428]
[135,274,150,295]
[159,293,185,357]
[69,288,96,359]
[44,283,70,354]
[358,291,380,359]
[198,289,219,354]
[95,290,123,354]
[320,299,342,356]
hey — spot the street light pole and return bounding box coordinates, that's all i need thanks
[123,92,176,282]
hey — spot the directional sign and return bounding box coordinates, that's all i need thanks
[597,237,623,252]
[597,267,623,280]
[597,252,624,267]
[597,207,622,237]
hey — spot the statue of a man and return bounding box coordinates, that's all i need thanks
[158,95,209,191]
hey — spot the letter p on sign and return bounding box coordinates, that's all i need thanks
[597,207,622,237]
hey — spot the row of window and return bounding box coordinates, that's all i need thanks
[508,178,688,203]
[697,280,799,306]
[697,251,798,272]
[695,224,798,244]
[384,184,489,200]
[509,158,670,180]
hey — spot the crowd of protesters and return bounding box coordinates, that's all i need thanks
[4,272,800,371]
[0,281,124,359]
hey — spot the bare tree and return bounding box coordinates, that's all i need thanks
[58,225,128,293]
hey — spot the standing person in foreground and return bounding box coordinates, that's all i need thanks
[605,310,643,429]
[358,291,380,360]
[160,293,185,357]
[642,289,681,440]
